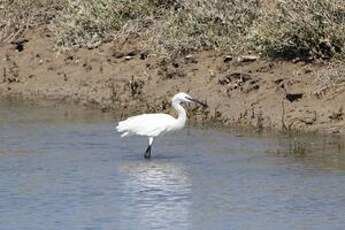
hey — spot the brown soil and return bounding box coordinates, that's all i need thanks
[1,27,345,135]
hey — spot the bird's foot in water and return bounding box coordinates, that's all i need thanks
[144,146,151,159]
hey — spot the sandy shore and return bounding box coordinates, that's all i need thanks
[1,28,345,135]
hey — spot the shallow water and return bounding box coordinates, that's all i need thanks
[1,103,345,230]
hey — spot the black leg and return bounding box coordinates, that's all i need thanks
[144,145,152,159]
[144,137,154,159]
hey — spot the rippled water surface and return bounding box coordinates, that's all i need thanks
[1,102,345,230]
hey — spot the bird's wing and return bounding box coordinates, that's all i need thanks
[116,113,176,137]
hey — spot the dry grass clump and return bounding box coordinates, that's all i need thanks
[252,0,345,60]
[52,0,168,50]
[52,0,261,54]
[2,0,345,60]
[155,0,261,55]
[0,0,61,42]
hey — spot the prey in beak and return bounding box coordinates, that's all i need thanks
[186,96,208,108]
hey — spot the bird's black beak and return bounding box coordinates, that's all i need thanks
[186,97,208,108]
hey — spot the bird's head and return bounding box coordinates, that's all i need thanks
[172,92,208,107]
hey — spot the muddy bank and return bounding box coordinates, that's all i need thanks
[1,29,345,135]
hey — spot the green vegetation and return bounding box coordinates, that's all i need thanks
[1,0,345,60]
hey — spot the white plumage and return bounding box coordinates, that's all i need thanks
[117,113,178,137]
[116,92,207,159]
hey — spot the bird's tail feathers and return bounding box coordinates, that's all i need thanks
[116,121,126,131]
[116,121,132,137]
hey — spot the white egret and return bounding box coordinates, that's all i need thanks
[116,92,207,159]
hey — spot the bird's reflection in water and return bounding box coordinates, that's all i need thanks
[118,161,191,229]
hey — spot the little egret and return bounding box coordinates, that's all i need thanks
[116,92,207,159]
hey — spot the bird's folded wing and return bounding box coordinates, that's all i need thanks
[116,113,175,137]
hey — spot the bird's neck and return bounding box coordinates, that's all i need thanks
[172,101,187,127]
